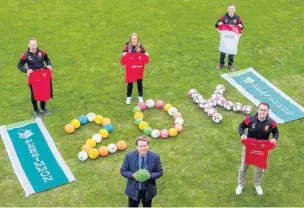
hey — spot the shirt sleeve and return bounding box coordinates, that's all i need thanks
[123,45,128,53]
[239,116,250,136]
[17,53,27,73]
[271,121,279,140]
[238,17,244,30]
[215,15,225,28]
[42,50,52,66]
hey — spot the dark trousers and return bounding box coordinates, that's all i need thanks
[29,84,46,111]
[128,190,152,207]
[219,52,234,66]
[127,79,143,97]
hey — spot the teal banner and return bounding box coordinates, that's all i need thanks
[222,68,304,123]
[0,119,75,196]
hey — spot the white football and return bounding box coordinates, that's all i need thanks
[92,133,102,143]
[146,99,155,108]
[204,106,212,113]
[86,112,96,122]
[224,101,234,111]
[212,113,223,123]
[108,143,117,153]
[242,105,253,115]
[217,97,226,106]
[151,129,160,139]
[216,84,225,91]
[78,151,88,161]
[202,102,212,110]
[175,117,184,125]
[208,98,218,107]
[168,107,178,116]
[233,102,243,112]
[188,89,198,98]
[207,108,217,117]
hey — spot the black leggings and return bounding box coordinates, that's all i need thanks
[29,85,45,111]
[127,79,143,97]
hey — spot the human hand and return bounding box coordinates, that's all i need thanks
[146,170,150,179]
[132,172,137,180]
[27,69,33,76]
[270,138,277,144]
[241,135,247,140]
[122,52,127,56]
[144,52,149,56]
[47,65,52,71]
[218,22,223,26]
[238,24,243,28]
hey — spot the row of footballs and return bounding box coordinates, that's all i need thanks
[132,99,184,139]
[188,85,253,123]
[78,140,128,161]
[64,113,112,135]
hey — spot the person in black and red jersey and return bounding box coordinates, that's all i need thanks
[236,102,279,196]
[17,38,52,118]
[215,4,244,71]
[122,33,149,105]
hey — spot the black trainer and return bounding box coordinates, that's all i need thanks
[228,65,235,72]
[217,64,224,70]
[34,111,41,118]
[41,108,51,116]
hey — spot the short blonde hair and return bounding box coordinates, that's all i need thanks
[28,38,37,43]
[135,135,150,146]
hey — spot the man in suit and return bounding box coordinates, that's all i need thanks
[120,135,163,207]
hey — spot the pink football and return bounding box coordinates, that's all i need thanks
[155,100,164,109]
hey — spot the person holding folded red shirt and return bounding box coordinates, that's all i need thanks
[122,33,149,105]
[236,102,279,196]
[17,38,52,118]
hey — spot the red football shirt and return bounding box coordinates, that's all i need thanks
[241,138,275,169]
[28,68,52,101]
[120,53,149,83]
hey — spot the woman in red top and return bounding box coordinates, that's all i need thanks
[122,33,149,104]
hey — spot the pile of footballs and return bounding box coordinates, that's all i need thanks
[188,85,253,123]
[64,113,128,161]
[133,99,184,139]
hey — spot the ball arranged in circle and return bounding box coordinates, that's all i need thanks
[134,112,144,120]
[143,127,153,136]
[86,138,97,148]
[169,128,178,137]
[98,146,109,157]
[95,115,104,124]
[99,129,109,139]
[78,115,88,125]
[64,124,75,134]
[86,112,96,122]
[92,133,102,143]
[108,143,117,153]
[146,99,155,108]
[88,148,99,159]
[138,103,147,111]
[78,151,88,162]
[139,121,149,130]
[151,129,160,138]
[155,100,164,109]
[117,140,128,151]
[71,119,81,129]
[164,104,172,112]
[160,129,169,139]
[103,124,114,133]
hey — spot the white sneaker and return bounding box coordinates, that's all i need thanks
[138,97,144,103]
[255,185,263,195]
[235,184,243,195]
[126,97,132,105]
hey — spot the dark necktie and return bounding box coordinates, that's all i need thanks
[141,157,145,169]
